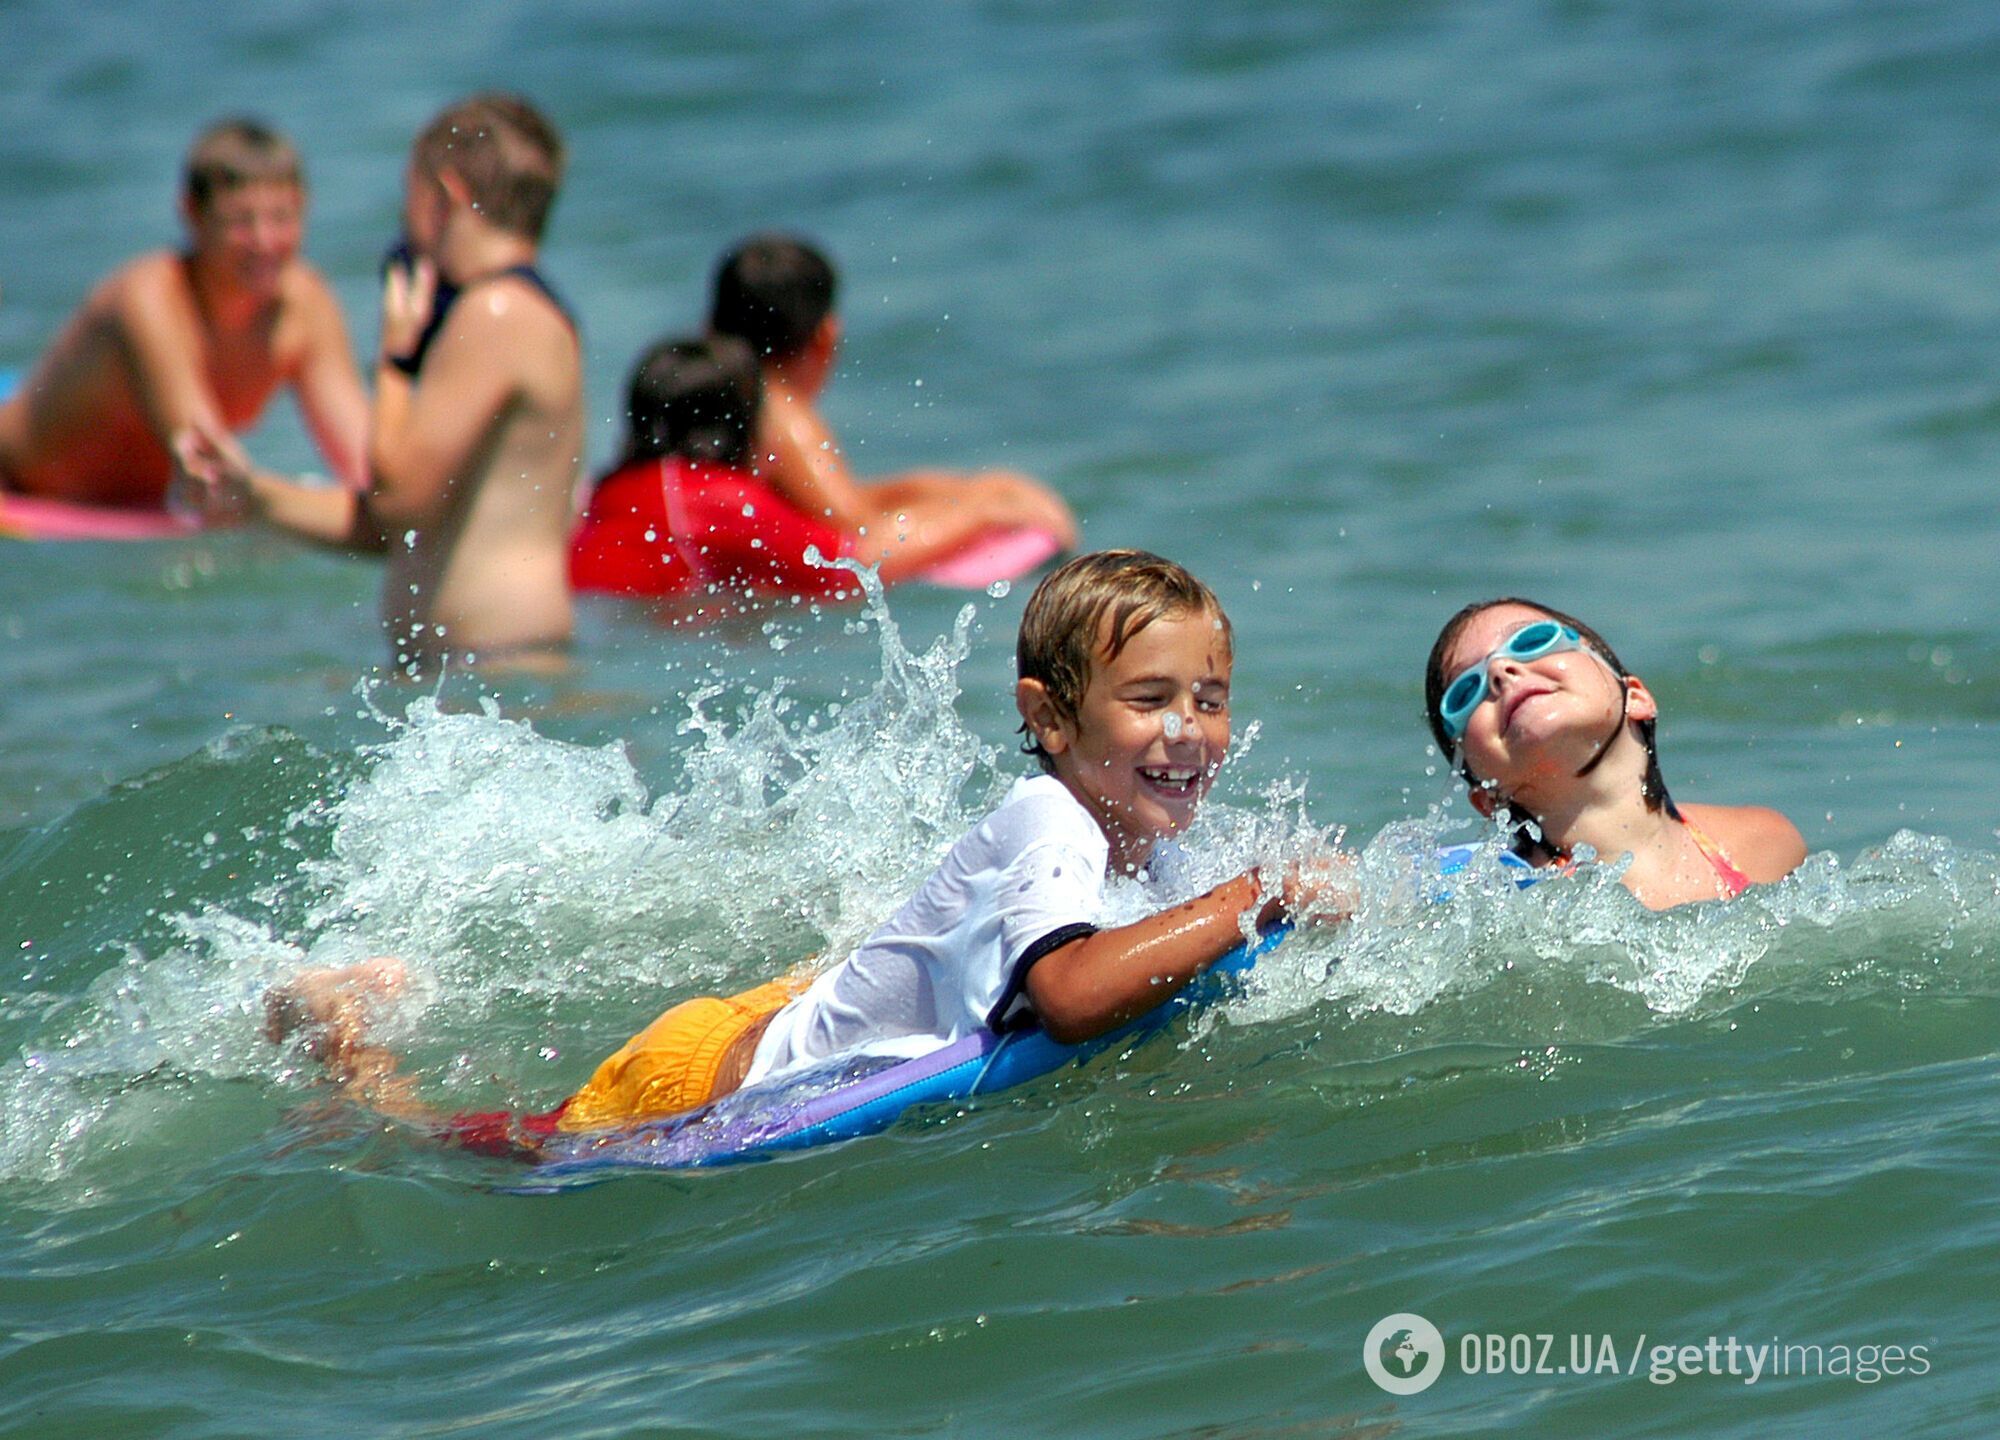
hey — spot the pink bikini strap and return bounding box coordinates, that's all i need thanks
[1682,818,1751,898]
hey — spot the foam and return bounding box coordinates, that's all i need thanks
[7,566,1998,1188]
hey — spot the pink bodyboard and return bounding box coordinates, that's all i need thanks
[912,527,1065,589]
[0,368,199,541]
[0,493,200,542]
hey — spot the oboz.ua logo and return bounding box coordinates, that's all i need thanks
[1364,1313,1445,1395]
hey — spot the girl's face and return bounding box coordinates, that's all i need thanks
[1439,603,1651,808]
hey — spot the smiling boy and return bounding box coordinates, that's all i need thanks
[265,550,1326,1142]
[560,548,1312,1127]
[0,118,367,508]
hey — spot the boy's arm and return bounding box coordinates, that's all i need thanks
[760,390,1077,572]
[241,470,384,550]
[756,385,874,530]
[368,276,520,528]
[847,496,1047,582]
[117,263,232,449]
[173,422,385,550]
[366,279,545,531]
[288,272,370,490]
[1023,871,1281,1045]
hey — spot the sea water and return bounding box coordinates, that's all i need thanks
[4,1,1999,1435]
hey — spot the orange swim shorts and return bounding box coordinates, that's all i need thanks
[556,973,810,1133]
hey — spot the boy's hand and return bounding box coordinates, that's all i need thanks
[170,421,254,524]
[379,255,438,368]
[1261,850,1358,927]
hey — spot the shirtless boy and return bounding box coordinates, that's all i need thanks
[0,118,367,509]
[708,233,1078,565]
[264,551,1338,1151]
[178,94,583,674]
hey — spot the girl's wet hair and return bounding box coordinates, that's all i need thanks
[1424,598,1676,857]
[613,335,762,473]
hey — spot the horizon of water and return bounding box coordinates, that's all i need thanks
[4,1,1999,1436]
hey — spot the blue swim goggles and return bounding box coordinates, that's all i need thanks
[1437,620,1594,743]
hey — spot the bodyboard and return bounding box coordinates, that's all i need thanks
[0,370,199,541]
[524,928,1284,1183]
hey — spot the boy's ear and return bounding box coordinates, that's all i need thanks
[436,167,473,210]
[1015,678,1071,757]
[1467,784,1498,819]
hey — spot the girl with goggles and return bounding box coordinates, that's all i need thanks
[1423,599,1805,910]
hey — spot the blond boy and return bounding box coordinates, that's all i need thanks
[178,94,582,674]
[266,551,1327,1147]
[0,118,367,509]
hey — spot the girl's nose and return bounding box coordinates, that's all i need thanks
[1487,653,1530,688]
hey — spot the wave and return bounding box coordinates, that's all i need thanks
[3,576,1995,1193]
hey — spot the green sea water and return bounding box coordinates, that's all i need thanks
[4,1,1998,1435]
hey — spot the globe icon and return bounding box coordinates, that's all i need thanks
[1387,1330,1423,1375]
[1363,1313,1445,1395]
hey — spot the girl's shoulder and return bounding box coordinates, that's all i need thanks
[1678,801,1807,883]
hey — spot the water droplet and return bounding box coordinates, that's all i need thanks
[986,579,1012,598]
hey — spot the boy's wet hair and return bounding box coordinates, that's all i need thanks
[183,118,303,212]
[612,334,762,474]
[1425,597,1676,855]
[412,93,565,241]
[709,234,837,363]
[1017,550,1232,771]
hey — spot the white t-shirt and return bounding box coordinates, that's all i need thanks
[746,773,1118,1085]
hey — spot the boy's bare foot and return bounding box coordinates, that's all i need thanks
[264,956,409,1076]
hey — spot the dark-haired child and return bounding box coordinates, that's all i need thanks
[1425,598,1805,908]
[575,332,1069,604]
[709,232,1078,566]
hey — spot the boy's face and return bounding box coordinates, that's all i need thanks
[1024,608,1232,872]
[184,180,304,297]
